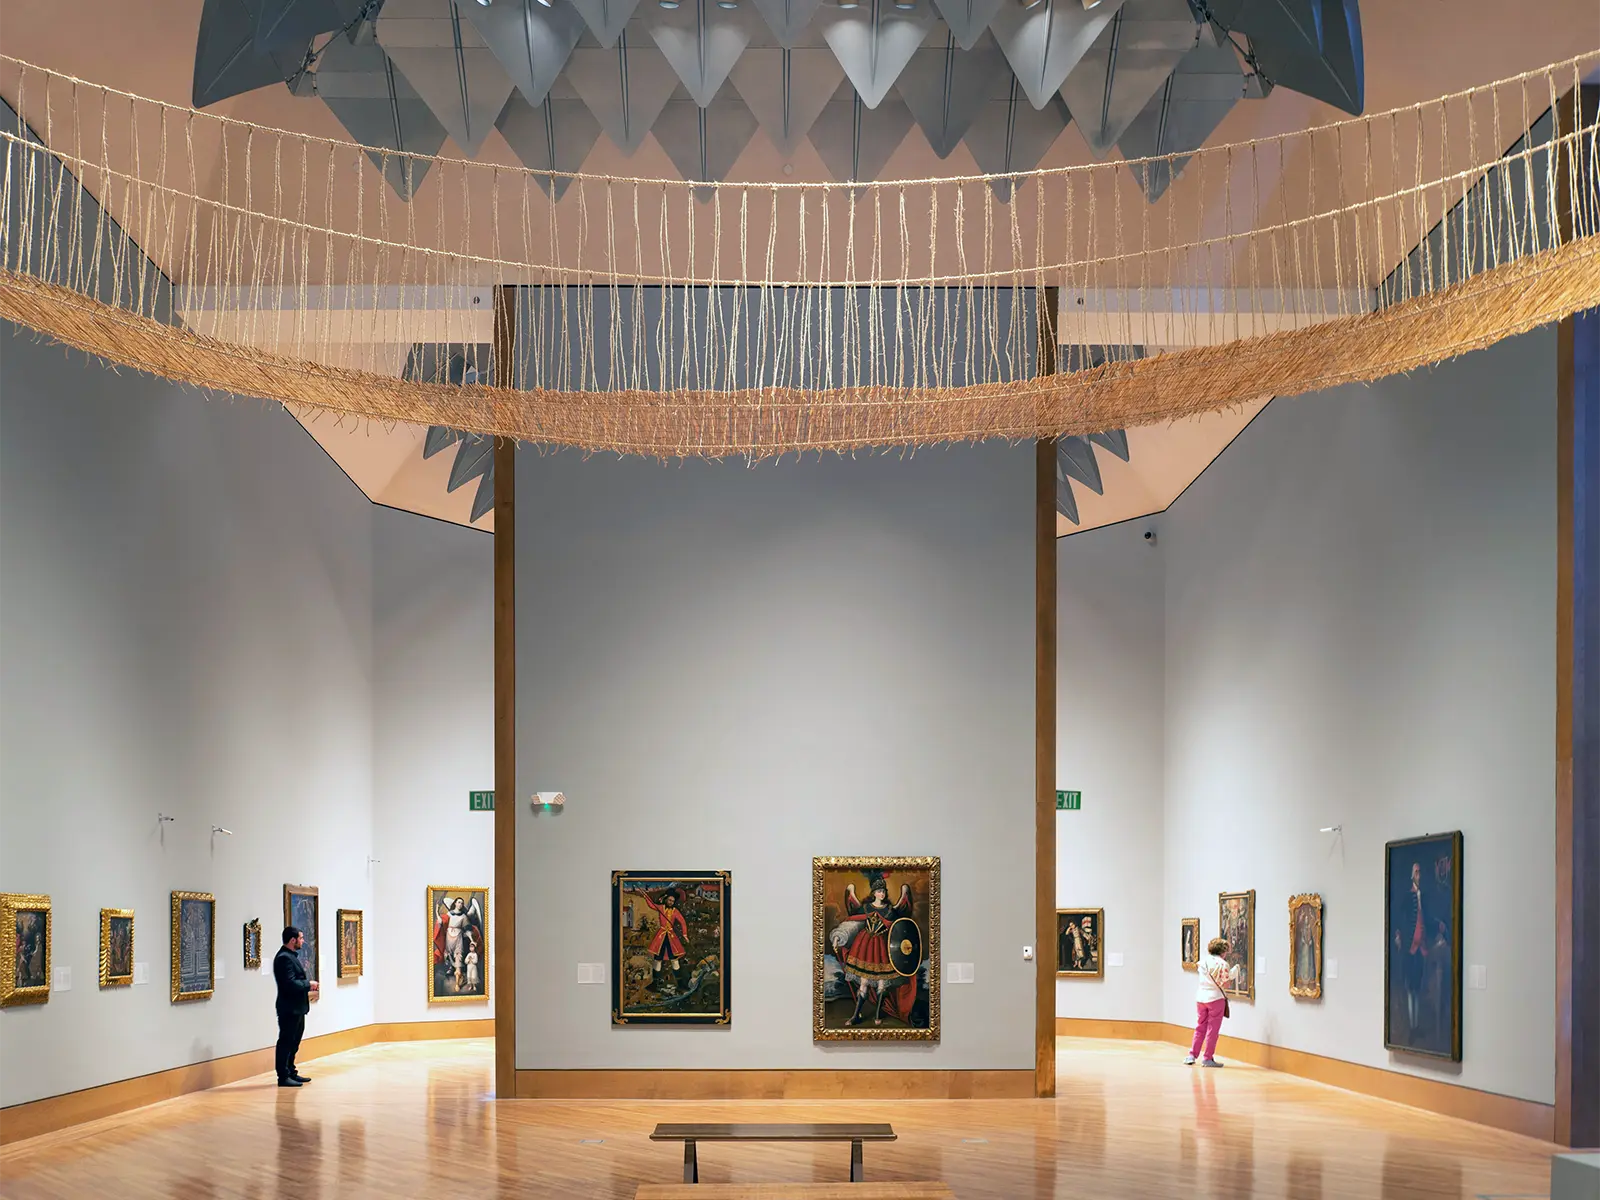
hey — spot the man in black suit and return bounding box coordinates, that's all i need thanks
[274,925,318,1087]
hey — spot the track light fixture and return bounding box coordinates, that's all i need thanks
[659,0,680,7]
[893,0,915,8]
[533,0,553,7]
[838,0,860,8]
[716,0,739,8]
[474,0,491,7]
[1021,0,1045,9]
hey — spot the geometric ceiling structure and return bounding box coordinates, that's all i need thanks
[193,0,1365,198]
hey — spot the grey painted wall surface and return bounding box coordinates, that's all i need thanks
[0,328,376,1107]
[1055,522,1165,1022]
[1160,330,1556,1103]
[372,508,494,1024]
[514,446,1036,1070]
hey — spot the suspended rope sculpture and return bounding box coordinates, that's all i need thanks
[0,52,1596,457]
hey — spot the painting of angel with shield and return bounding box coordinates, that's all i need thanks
[814,857,939,1041]
[428,886,487,1002]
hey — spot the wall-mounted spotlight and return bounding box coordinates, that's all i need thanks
[158,813,176,824]
[211,826,233,836]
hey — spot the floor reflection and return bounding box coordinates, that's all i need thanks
[274,1090,322,1200]
[1382,1136,1463,1199]
[1288,1148,1323,1200]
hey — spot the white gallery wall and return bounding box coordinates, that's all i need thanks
[514,446,1036,1070]
[372,508,495,1025]
[1055,522,1165,1023]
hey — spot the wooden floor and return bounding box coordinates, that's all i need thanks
[0,1038,1559,1199]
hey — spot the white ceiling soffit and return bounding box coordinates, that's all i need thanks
[930,0,1008,52]
[1116,31,1247,201]
[809,84,915,183]
[654,93,761,191]
[963,78,1071,199]
[647,1,754,107]
[457,0,586,110]
[376,0,516,157]
[496,90,603,199]
[1058,0,1201,156]
[569,0,645,47]
[566,38,683,153]
[728,48,843,158]
[747,0,829,48]
[818,2,938,109]
[989,0,1125,111]
[897,34,1008,158]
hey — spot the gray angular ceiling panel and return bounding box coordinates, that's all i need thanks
[458,0,586,109]
[1057,435,1104,493]
[729,48,843,157]
[647,0,754,106]
[897,35,1006,158]
[819,2,937,109]
[254,0,360,53]
[316,39,450,198]
[1205,0,1324,57]
[930,0,1007,52]
[1117,34,1244,200]
[809,85,915,182]
[570,0,645,49]
[1247,0,1363,115]
[567,38,682,154]
[748,0,829,48]
[497,92,603,199]
[989,0,1125,110]
[964,77,1070,199]
[1059,0,1199,155]
[193,0,310,107]
[377,0,516,156]
[654,93,760,189]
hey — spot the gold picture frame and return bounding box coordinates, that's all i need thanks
[1055,908,1104,977]
[243,918,262,971]
[100,908,135,988]
[1,893,52,1007]
[1218,890,1255,1001]
[813,856,940,1041]
[1180,917,1201,971]
[428,886,489,1003]
[337,909,364,979]
[1289,893,1323,999]
[170,891,215,1003]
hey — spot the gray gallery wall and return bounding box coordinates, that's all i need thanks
[1054,522,1165,1022]
[372,507,495,1025]
[514,445,1036,1070]
[0,327,376,1108]
[1159,329,1557,1103]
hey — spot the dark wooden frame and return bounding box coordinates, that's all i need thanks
[1383,831,1464,1062]
[611,870,731,1025]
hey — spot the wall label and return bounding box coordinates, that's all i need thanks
[469,790,495,812]
[1056,790,1082,811]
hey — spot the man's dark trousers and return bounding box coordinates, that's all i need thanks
[275,1011,305,1080]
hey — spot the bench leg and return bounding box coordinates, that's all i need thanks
[850,1139,864,1183]
[683,1140,698,1184]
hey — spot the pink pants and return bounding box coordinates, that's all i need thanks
[1191,998,1226,1059]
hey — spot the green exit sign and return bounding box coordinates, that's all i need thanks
[1056,790,1082,811]
[469,790,495,812]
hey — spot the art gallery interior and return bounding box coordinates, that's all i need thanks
[0,0,1597,1194]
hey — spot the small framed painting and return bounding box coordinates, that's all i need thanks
[612,871,730,1025]
[2,893,52,1008]
[1055,908,1104,977]
[429,886,488,1002]
[100,908,135,988]
[337,909,364,979]
[1385,831,1463,1061]
[243,919,262,971]
[170,891,215,1002]
[1180,917,1201,971]
[814,857,939,1041]
[1218,890,1256,1001]
[283,885,320,998]
[1289,894,1323,999]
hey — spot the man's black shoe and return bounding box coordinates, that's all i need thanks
[291,1073,311,1083]
[277,1077,303,1088]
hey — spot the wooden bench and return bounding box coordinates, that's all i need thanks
[636,1185,954,1199]
[649,1123,897,1184]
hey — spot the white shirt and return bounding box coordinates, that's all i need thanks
[1196,953,1237,1003]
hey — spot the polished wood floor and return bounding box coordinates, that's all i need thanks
[0,1038,1560,1199]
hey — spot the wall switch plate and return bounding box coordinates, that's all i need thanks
[1469,965,1488,990]
[1327,958,1338,980]
[1107,952,1124,967]
[52,967,71,992]
[945,962,975,984]
[215,960,226,981]
[1022,946,1033,961]
[133,962,149,985]
[576,963,606,984]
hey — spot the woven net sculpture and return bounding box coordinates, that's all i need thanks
[0,52,1596,458]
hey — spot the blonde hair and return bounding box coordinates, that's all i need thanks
[1207,937,1230,957]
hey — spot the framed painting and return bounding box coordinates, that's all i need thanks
[337,909,364,979]
[2,893,51,1008]
[1180,917,1201,971]
[428,886,488,1003]
[1289,894,1323,999]
[170,891,215,1002]
[1055,908,1104,977]
[100,908,134,988]
[283,885,320,997]
[1385,831,1463,1061]
[243,919,262,972]
[612,871,730,1025]
[1217,890,1255,1001]
[814,857,939,1041]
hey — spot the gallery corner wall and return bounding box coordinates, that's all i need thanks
[512,445,1037,1072]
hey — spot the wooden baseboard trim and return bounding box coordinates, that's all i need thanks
[0,1019,492,1146]
[513,1069,1035,1100]
[1055,1018,1171,1041]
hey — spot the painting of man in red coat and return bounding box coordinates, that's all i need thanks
[613,872,730,1024]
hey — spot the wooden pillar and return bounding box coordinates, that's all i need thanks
[1554,85,1598,1150]
[492,284,518,1102]
[1036,287,1059,1099]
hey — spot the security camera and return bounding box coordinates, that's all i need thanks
[1142,530,1156,544]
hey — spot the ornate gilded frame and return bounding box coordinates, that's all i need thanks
[169,890,215,1003]
[337,909,364,978]
[427,885,490,1004]
[1288,893,1323,999]
[812,856,940,1042]
[611,870,731,1026]
[283,884,320,997]
[1180,917,1201,971]
[1,893,52,1007]
[1054,908,1105,978]
[100,907,135,988]
[1217,889,1256,1001]
[243,918,262,971]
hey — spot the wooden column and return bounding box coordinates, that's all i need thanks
[492,285,518,1101]
[1035,288,1059,1099]
[1554,84,1598,1150]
